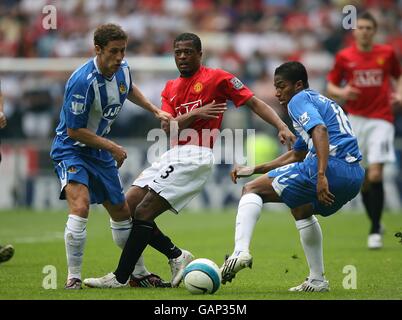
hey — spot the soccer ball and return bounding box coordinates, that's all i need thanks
[183,258,222,294]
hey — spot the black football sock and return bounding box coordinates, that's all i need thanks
[368,181,384,234]
[114,219,153,284]
[149,222,182,259]
[362,182,384,234]
[361,186,374,230]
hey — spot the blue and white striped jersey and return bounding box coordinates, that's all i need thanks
[289,89,362,163]
[50,57,132,163]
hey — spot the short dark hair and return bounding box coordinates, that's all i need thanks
[357,11,377,29]
[174,33,202,52]
[274,61,309,89]
[94,24,128,48]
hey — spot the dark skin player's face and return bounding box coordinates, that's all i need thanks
[274,75,304,107]
[174,40,202,77]
[95,39,127,78]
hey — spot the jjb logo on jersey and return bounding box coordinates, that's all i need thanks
[70,94,86,115]
[102,104,122,120]
[298,112,310,126]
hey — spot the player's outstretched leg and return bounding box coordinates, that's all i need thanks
[168,249,194,287]
[220,251,253,284]
[221,191,263,284]
[0,244,14,264]
[110,218,170,288]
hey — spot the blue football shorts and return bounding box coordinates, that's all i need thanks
[54,156,125,205]
[268,157,365,216]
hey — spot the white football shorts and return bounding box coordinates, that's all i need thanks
[348,115,396,166]
[133,145,214,213]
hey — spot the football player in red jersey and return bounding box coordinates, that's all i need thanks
[83,32,296,289]
[327,12,402,249]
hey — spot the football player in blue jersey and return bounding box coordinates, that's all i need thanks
[50,24,172,289]
[221,61,365,292]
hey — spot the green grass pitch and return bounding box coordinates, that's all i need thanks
[0,208,401,300]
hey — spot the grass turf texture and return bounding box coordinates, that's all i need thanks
[0,208,401,300]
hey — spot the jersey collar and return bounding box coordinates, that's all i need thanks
[93,56,115,81]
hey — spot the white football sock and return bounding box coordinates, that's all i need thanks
[295,215,325,281]
[110,218,150,277]
[64,214,87,280]
[233,193,263,254]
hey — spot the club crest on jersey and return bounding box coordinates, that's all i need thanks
[377,57,385,66]
[230,77,244,90]
[67,166,77,173]
[102,104,122,120]
[298,112,310,126]
[119,82,127,94]
[193,82,203,93]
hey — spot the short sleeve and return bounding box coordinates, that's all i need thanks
[216,70,254,107]
[65,78,95,129]
[293,134,308,151]
[288,91,325,134]
[161,81,176,116]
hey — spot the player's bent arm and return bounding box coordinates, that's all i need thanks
[253,149,307,174]
[245,96,296,149]
[128,84,171,121]
[392,75,402,109]
[231,149,306,183]
[171,112,197,131]
[172,100,227,131]
[326,82,344,100]
[311,124,335,205]
[245,96,288,132]
[67,128,127,167]
[311,125,329,176]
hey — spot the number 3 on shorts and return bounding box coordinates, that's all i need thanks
[160,165,174,179]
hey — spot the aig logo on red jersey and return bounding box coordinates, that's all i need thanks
[176,99,202,115]
[353,69,383,87]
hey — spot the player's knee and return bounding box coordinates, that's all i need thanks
[291,204,314,220]
[126,186,148,216]
[367,170,382,183]
[242,182,257,196]
[133,203,153,221]
[71,203,89,217]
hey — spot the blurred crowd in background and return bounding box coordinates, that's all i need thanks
[1,0,402,139]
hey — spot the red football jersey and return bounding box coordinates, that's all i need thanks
[161,66,254,148]
[327,44,401,123]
